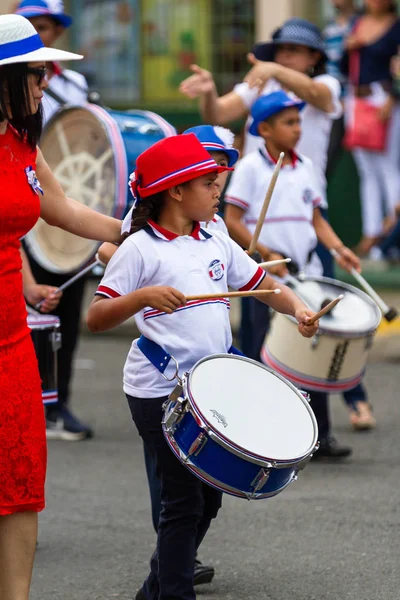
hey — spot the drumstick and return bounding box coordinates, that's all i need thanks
[330,249,398,322]
[34,255,105,310]
[306,295,344,326]
[186,289,281,301]
[247,152,284,256]
[258,258,291,269]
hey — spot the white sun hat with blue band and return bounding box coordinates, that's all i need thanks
[0,14,82,66]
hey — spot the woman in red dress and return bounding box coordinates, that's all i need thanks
[0,14,121,599]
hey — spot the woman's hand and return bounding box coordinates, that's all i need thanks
[244,54,278,90]
[179,64,217,99]
[143,286,187,314]
[378,96,395,122]
[295,308,319,338]
[334,246,361,273]
[24,284,62,313]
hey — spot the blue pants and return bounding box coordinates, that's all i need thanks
[143,442,161,533]
[127,394,222,600]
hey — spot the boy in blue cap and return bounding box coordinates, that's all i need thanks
[225,90,362,459]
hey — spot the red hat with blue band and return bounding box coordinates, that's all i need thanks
[183,125,239,167]
[15,0,73,29]
[129,133,233,199]
[249,90,306,137]
[121,134,233,235]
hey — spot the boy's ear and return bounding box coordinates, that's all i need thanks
[258,121,270,138]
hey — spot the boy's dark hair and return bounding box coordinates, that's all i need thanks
[0,63,43,150]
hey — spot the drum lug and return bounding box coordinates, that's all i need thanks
[121,120,139,132]
[162,388,187,432]
[249,466,271,497]
[311,333,320,350]
[187,432,208,458]
[51,331,62,352]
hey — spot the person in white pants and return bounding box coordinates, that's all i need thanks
[341,0,400,256]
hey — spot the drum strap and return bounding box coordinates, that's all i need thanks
[137,335,243,374]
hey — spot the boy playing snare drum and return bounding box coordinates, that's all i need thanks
[224,90,361,460]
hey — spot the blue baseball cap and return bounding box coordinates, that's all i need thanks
[183,125,239,167]
[249,91,306,137]
[251,18,327,64]
[15,1,73,29]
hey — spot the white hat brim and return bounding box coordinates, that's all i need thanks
[0,46,83,66]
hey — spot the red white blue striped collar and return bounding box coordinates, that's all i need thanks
[147,220,211,241]
[259,145,300,168]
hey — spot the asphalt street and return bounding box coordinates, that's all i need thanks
[31,331,400,600]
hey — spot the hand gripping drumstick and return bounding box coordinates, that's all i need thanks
[306,294,344,326]
[186,289,281,302]
[330,249,398,322]
[247,151,284,256]
[34,255,105,310]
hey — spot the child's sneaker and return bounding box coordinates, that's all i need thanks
[46,406,93,441]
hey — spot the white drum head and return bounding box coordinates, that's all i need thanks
[290,277,381,335]
[188,355,317,462]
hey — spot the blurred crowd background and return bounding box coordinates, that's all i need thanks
[3,0,400,273]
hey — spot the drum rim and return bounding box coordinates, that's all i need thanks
[285,275,382,335]
[27,316,61,328]
[164,432,297,499]
[186,353,319,466]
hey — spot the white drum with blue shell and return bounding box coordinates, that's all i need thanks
[25,104,176,273]
[162,354,318,500]
[262,276,382,393]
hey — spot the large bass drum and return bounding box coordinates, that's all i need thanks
[25,105,176,273]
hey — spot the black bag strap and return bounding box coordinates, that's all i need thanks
[44,86,69,106]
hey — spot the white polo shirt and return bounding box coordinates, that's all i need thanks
[225,146,322,272]
[96,221,265,398]
[233,75,342,207]
[42,67,88,124]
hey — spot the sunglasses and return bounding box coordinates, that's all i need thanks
[26,66,47,86]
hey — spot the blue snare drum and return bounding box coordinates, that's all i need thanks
[162,355,319,500]
[26,105,176,273]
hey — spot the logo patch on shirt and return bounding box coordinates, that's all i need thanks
[302,188,314,205]
[208,259,225,281]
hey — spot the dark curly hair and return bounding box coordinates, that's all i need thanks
[124,191,165,237]
[0,63,43,150]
